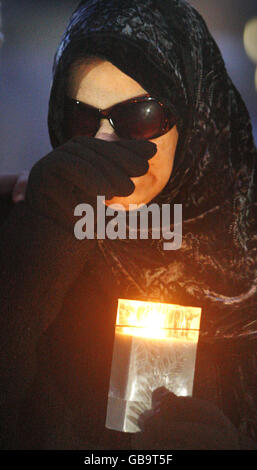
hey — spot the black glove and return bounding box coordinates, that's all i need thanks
[26,136,157,232]
[132,387,240,450]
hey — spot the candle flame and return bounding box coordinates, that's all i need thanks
[116,299,201,342]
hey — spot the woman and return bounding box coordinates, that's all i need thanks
[0,0,256,450]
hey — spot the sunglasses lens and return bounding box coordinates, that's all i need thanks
[111,100,171,139]
[63,96,176,141]
[63,98,99,139]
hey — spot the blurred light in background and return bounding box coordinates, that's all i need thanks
[244,17,257,63]
[243,17,257,91]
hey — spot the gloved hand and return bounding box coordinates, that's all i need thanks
[25,136,156,232]
[132,387,240,450]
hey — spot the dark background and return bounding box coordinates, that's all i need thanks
[0,0,256,173]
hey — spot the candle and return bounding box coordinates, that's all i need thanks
[105,299,202,433]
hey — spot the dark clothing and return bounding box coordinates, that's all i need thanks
[1,0,257,449]
[48,0,257,443]
[0,199,256,450]
[0,199,96,448]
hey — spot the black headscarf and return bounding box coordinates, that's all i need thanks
[47,0,257,441]
[48,0,257,341]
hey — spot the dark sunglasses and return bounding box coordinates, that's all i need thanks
[63,93,177,140]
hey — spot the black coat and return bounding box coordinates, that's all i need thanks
[0,197,256,450]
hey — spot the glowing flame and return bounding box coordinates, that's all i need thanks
[116,299,201,341]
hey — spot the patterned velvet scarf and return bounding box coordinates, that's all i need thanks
[48,0,257,343]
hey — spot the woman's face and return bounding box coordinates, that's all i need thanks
[68,59,178,209]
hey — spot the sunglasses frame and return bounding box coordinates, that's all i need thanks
[64,93,176,140]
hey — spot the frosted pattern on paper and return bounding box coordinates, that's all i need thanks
[127,335,196,401]
[107,332,197,432]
